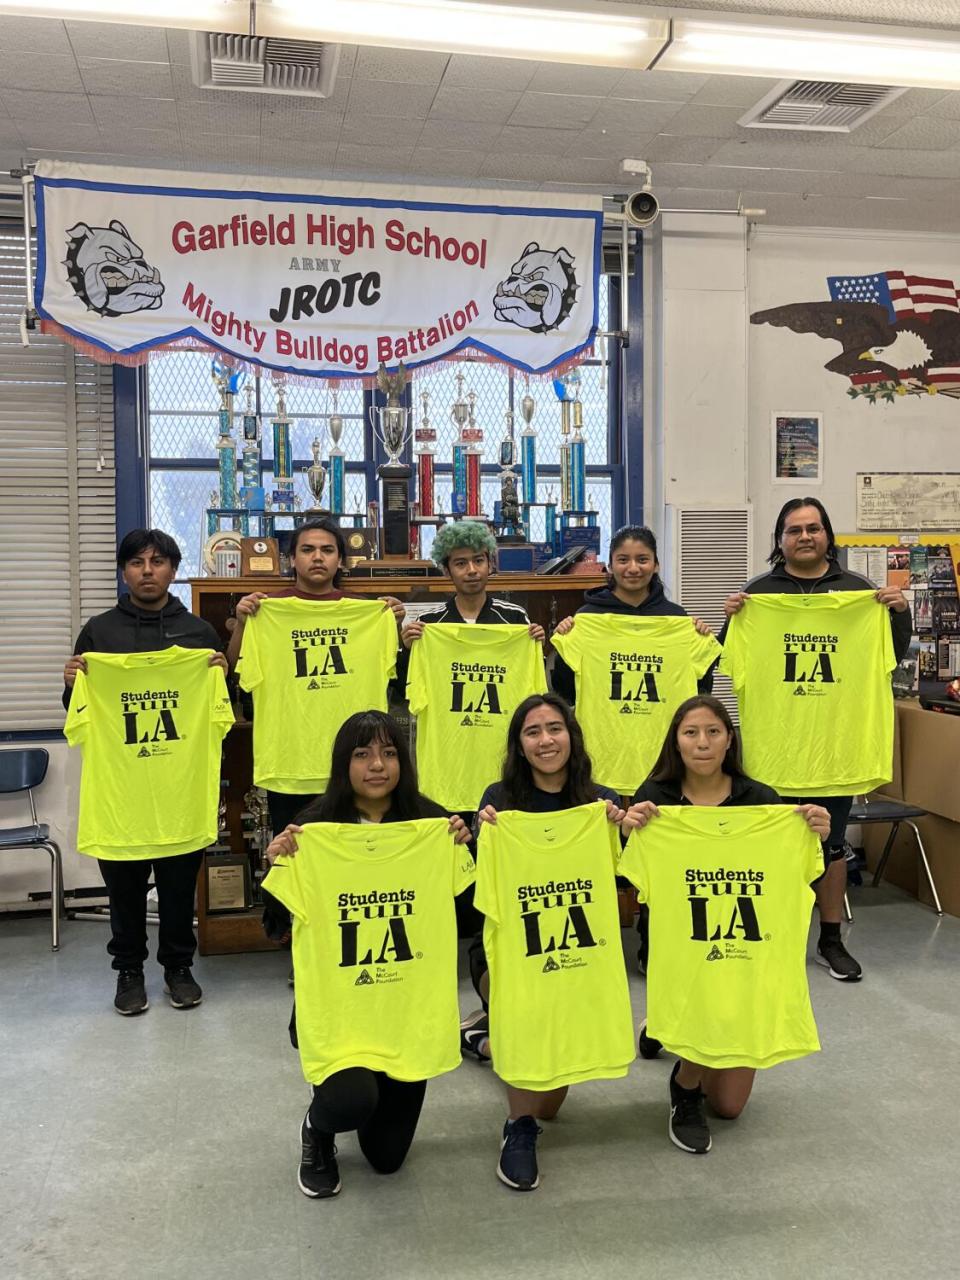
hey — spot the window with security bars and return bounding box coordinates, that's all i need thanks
[146,275,620,575]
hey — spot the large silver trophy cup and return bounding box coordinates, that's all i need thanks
[368,363,412,558]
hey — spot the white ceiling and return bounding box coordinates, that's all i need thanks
[1,8,960,232]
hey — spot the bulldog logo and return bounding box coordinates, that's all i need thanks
[63,220,164,316]
[493,242,577,333]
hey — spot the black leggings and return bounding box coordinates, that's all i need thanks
[309,1068,426,1175]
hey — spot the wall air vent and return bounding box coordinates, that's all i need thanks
[190,32,340,97]
[739,79,906,132]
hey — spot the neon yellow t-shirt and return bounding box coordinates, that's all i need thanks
[407,623,547,810]
[719,591,895,795]
[237,597,398,793]
[475,802,636,1090]
[552,615,720,794]
[262,818,476,1085]
[619,805,823,1069]
[64,647,234,860]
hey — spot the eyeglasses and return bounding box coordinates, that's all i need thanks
[783,524,824,538]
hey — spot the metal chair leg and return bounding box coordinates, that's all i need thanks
[42,841,62,951]
[871,822,900,888]
[843,892,853,923]
[905,821,943,916]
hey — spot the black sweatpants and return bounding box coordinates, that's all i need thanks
[309,1068,426,1174]
[98,849,204,972]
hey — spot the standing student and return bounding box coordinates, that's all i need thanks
[62,529,227,1016]
[226,517,404,835]
[261,711,472,1199]
[621,696,830,1155]
[721,497,911,982]
[551,524,712,704]
[470,693,627,1191]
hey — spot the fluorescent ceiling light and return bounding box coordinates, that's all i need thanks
[0,0,248,29]
[259,0,669,68]
[660,17,960,91]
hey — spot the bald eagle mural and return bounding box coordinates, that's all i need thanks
[751,271,960,402]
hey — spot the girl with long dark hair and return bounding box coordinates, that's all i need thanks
[465,693,626,1191]
[621,695,830,1156]
[262,710,471,1200]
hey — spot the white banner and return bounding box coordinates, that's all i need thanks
[33,161,602,379]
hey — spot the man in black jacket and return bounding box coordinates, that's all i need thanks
[63,529,227,1016]
[721,499,911,983]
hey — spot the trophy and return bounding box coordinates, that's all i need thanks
[271,375,295,512]
[239,383,264,526]
[519,388,538,506]
[414,388,436,518]
[450,371,471,516]
[327,387,345,514]
[553,369,585,513]
[212,358,244,527]
[305,437,327,512]
[369,362,413,557]
[496,410,523,541]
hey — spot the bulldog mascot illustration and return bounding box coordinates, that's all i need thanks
[494,242,578,333]
[63,220,164,317]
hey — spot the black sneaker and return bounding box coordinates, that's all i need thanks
[669,1061,711,1154]
[638,1018,662,1060]
[298,1113,341,1199]
[163,967,203,1008]
[114,969,148,1016]
[497,1116,541,1191]
[460,1010,491,1061]
[816,937,862,982]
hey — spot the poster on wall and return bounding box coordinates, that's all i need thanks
[31,160,603,379]
[771,413,822,483]
[856,473,960,530]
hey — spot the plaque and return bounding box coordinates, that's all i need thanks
[344,526,380,567]
[206,855,250,912]
[241,536,280,576]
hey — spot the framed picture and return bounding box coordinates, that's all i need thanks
[772,413,822,484]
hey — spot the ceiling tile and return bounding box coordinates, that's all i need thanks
[441,55,538,92]
[17,122,103,151]
[591,98,684,133]
[496,125,585,156]
[667,186,741,210]
[925,91,960,122]
[657,104,749,137]
[340,115,424,147]
[409,148,486,179]
[90,95,179,131]
[688,75,784,108]
[574,128,657,159]
[0,16,73,56]
[0,89,95,125]
[0,120,24,146]
[353,47,449,85]
[259,140,338,171]
[526,64,624,97]
[103,129,183,159]
[348,79,437,120]
[335,46,359,80]
[872,116,960,150]
[261,108,344,143]
[78,57,174,98]
[181,133,261,164]
[0,50,85,94]
[416,118,503,150]
[65,21,170,62]
[613,69,705,102]
[179,101,262,135]
[646,134,730,163]
[430,85,521,125]
[165,28,194,66]
[335,143,416,175]
[480,152,617,184]
[508,92,603,130]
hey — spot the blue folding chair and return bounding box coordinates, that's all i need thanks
[0,749,64,950]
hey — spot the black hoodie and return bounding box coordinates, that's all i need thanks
[551,575,711,702]
[62,594,222,709]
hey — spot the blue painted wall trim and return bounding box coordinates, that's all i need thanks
[113,366,147,549]
[622,230,644,526]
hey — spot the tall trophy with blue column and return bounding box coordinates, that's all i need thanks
[327,387,345,515]
[212,358,244,529]
[271,375,295,513]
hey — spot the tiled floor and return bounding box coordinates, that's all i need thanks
[2,883,959,1279]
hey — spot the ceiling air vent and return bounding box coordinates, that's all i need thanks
[190,32,340,97]
[738,79,905,132]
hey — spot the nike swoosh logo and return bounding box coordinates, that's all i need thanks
[76,705,87,713]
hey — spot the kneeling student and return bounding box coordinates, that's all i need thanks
[262,711,473,1199]
[620,696,830,1155]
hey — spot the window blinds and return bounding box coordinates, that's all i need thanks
[0,222,117,732]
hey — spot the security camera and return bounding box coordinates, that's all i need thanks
[623,189,660,228]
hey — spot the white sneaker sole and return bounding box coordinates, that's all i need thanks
[164,986,203,1008]
[815,953,862,982]
[497,1138,540,1190]
[669,1113,712,1154]
[114,999,148,1016]
[297,1170,341,1198]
